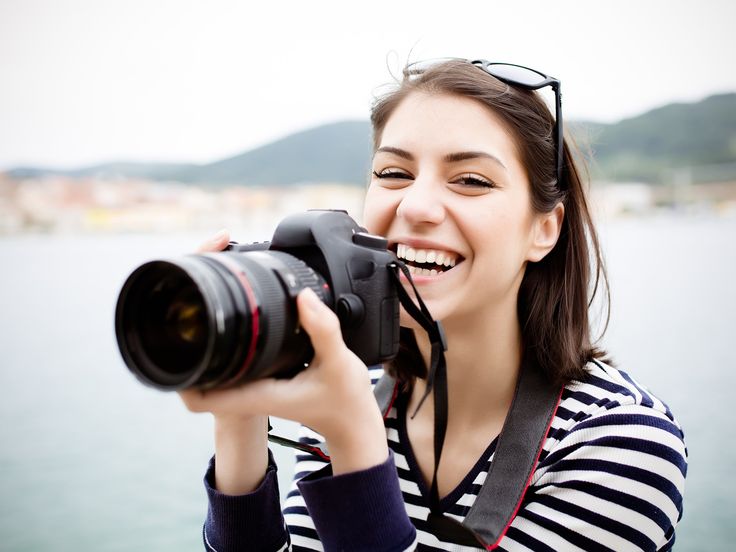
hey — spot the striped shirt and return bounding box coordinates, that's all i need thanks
[203,360,687,551]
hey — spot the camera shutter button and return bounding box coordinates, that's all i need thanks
[337,294,365,327]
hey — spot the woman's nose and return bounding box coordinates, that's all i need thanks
[396,178,445,225]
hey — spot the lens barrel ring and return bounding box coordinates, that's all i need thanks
[223,254,290,381]
[270,252,331,304]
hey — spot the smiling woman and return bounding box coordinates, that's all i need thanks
[181,59,687,551]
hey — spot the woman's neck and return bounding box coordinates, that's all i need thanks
[410,300,522,429]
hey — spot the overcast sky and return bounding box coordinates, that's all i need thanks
[1,0,734,170]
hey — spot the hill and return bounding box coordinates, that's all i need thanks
[6,94,736,185]
[174,120,372,185]
[582,93,736,182]
[7,121,373,186]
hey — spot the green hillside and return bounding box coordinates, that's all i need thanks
[582,93,736,182]
[171,120,372,185]
[7,93,736,185]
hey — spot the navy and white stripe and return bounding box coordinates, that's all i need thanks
[281,362,687,551]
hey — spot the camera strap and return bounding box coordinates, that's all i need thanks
[387,261,450,516]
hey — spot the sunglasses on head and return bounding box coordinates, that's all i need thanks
[405,58,564,188]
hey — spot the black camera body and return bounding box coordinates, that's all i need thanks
[232,209,401,363]
[115,210,400,390]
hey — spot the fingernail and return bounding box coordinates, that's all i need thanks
[212,229,228,242]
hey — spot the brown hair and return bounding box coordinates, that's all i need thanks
[372,60,610,386]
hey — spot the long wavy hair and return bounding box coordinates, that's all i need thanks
[371,60,611,386]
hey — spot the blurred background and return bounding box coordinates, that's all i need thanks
[1,0,735,550]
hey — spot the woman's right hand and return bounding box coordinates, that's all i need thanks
[178,229,270,496]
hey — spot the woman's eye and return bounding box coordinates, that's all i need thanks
[452,174,495,188]
[372,169,413,180]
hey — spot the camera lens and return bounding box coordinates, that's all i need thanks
[137,265,209,377]
[115,251,331,390]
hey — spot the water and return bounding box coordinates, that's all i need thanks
[0,215,734,551]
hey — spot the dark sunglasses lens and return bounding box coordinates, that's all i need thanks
[486,63,546,86]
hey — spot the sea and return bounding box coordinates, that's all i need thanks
[1,213,734,551]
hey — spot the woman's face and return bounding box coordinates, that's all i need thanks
[363,91,552,327]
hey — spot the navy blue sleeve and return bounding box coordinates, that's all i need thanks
[296,452,417,552]
[203,450,288,552]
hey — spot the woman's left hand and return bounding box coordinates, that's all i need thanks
[182,287,389,475]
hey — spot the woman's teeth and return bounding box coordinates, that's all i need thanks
[396,244,459,276]
[407,266,440,276]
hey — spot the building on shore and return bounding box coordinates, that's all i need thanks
[2,173,736,236]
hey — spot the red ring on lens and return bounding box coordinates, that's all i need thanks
[213,255,260,384]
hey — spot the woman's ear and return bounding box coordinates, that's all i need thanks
[527,202,565,262]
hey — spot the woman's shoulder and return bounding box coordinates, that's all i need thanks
[560,359,684,434]
[543,359,688,477]
[527,361,687,550]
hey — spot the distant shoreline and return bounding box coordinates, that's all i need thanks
[1,174,736,236]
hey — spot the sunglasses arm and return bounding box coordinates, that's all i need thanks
[553,81,563,185]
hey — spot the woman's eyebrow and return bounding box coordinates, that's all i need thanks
[374,146,414,160]
[444,151,507,171]
[374,147,507,171]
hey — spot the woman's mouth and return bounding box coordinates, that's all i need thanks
[394,243,463,277]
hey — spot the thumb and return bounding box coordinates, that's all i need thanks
[297,287,346,358]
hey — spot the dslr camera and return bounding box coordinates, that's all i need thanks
[115,210,400,390]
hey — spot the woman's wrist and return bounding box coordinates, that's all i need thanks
[213,414,270,495]
[322,397,389,476]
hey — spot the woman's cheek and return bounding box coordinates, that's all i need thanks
[361,189,375,230]
[362,188,394,235]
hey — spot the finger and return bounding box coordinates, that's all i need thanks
[196,229,230,253]
[178,388,213,413]
[178,378,290,417]
[297,287,347,360]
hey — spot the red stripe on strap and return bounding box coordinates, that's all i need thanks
[486,386,564,550]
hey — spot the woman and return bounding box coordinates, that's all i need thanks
[181,59,687,551]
